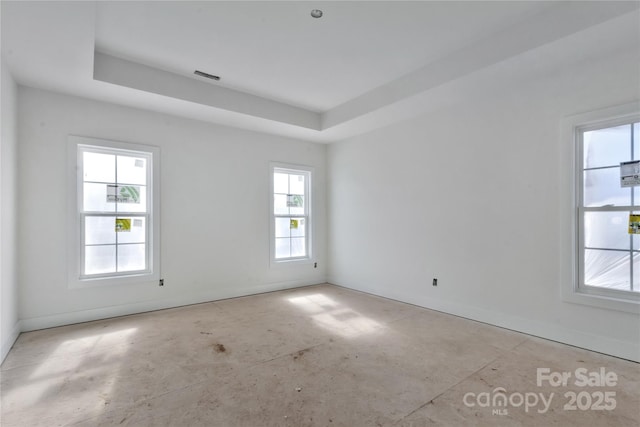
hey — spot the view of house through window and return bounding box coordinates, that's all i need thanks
[579,120,640,296]
[272,166,311,261]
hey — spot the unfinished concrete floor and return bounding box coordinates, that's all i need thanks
[1,284,638,426]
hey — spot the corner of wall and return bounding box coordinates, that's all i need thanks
[1,55,20,365]
[0,320,20,363]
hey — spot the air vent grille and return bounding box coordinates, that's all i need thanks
[194,70,220,81]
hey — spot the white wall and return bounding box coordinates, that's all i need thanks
[17,87,326,330]
[1,57,20,361]
[327,42,640,360]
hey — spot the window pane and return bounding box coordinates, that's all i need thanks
[85,216,116,245]
[289,174,305,195]
[584,211,632,250]
[85,245,116,275]
[116,217,146,244]
[274,194,288,215]
[633,122,639,160]
[289,195,305,215]
[584,124,631,169]
[583,168,631,207]
[272,168,310,262]
[274,173,289,194]
[84,183,116,212]
[275,238,290,259]
[291,237,306,257]
[78,141,157,280]
[115,186,147,213]
[83,152,115,183]
[117,155,147,185]
[584,249,630,291]
[290,218,306,237]
[275,217,291,238]
[633,253,640,293]
[635,187,640,206]
[117,244,146,272]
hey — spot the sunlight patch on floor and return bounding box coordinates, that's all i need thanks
[3,327,137,414]
[288,294,384,338]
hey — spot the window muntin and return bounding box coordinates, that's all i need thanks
[77,143,155,279]
[578,120,640,296]
[272,166,311,261]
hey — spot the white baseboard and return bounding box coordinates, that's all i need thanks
[1,320,21,364]
[328,279,640,363]
[18,277,637,362]
[20,279,325,332]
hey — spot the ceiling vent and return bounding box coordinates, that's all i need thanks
[194,70,220,81]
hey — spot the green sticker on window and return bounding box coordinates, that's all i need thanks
[290,219,299,229]
[630,214,640,234]
[107,185,140,203]
[286,195,303,207]
[115,218,131,232]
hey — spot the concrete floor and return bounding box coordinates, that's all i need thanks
[1,284,638,426]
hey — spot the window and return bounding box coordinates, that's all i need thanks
[576,114,640,305]
[270,164,312,262]
[69,136,160,285]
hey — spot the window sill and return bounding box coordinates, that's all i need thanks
[69,271,160,289]
[270,257,315,268]
[562,286,640,314]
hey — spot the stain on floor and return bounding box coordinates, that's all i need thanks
[212,343,226,353]
[293,348,311,360]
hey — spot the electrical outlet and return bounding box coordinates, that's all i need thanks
[432,278,438,286]
[314,262,317,268]
[159,279,164,287]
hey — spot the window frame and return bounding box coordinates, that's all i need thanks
[269,162,313,265]
[67,136,160,288]
[563,103,640,313]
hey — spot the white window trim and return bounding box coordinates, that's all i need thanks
[269,162,314,266]
[67,135,161,288]
[562,102,640,313]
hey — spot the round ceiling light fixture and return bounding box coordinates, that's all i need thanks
[310,9,323,18]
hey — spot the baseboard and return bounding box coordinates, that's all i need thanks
[1,320,21,364]
[328,279,640,363]
[19,277,636,362]
[20,279,326,332]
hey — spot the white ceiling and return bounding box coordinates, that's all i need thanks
[2,1,639,143]
[94,1,554,112]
